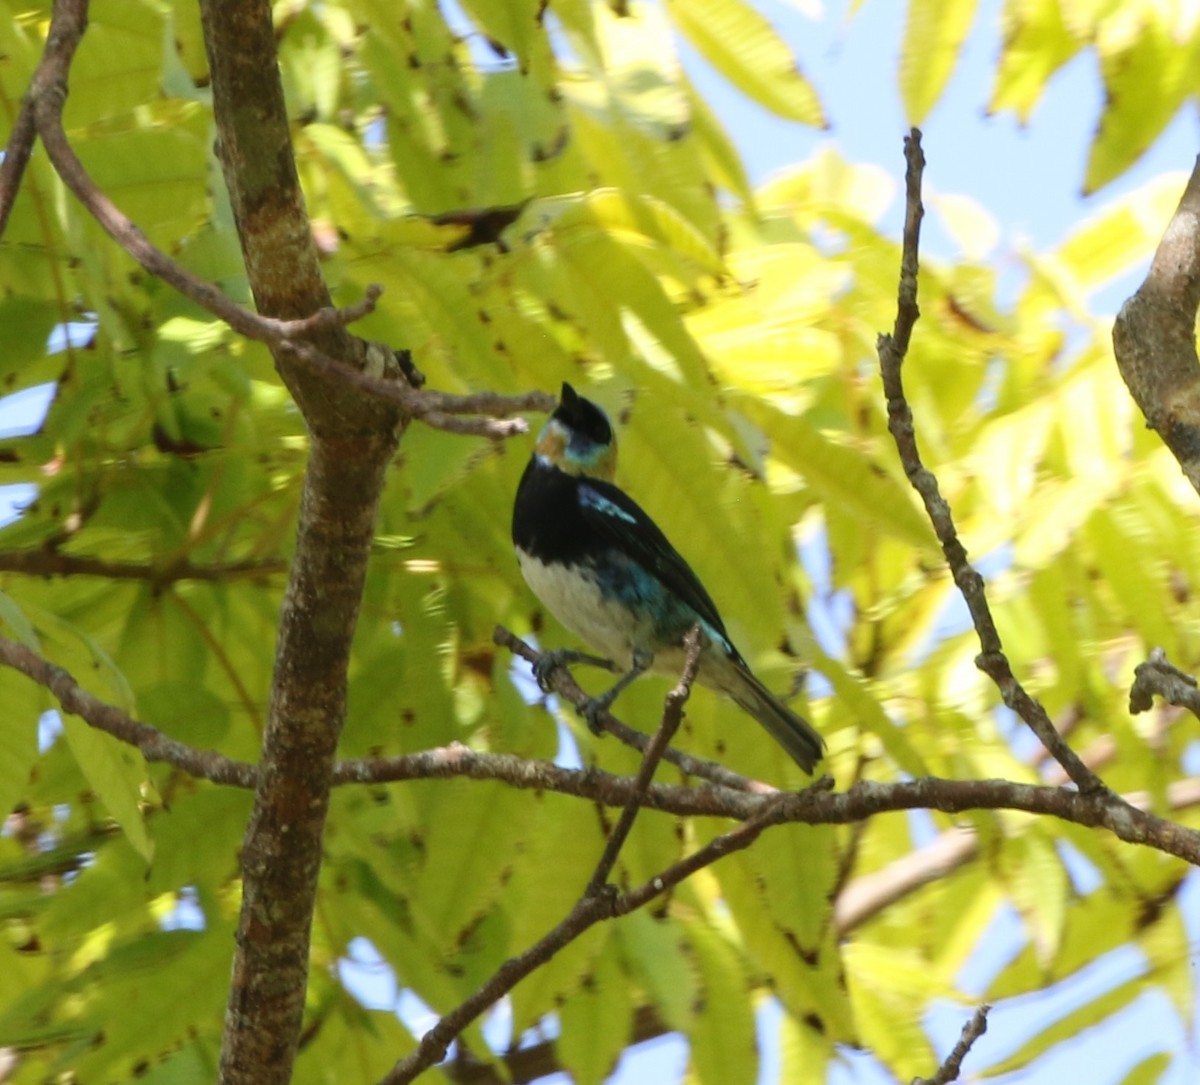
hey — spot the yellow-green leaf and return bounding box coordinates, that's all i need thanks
[900,0,978,125]
[667,0,826,126]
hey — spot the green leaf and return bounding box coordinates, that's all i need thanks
[410,781,535,956]
[682,73,756,208]
[985,974,1149,1076]
[1118,1052,1172,1085]
[743,823,837,949]
[505,796,610,1034]
[685,920,758,1085]
[557,943,634,1085]
[66,0,165,124]
[987,888,1135,999]
[845,942,946,1080]
[66,928,231,1082]
[748,401,939,552]
[900,0,978,125]
[615,910,697,1031]
[777,1005,835,1085]
[0,657,42,822]
[709,828,854,1041]
[988,0,1080,122]
[458,0,547,74]
[60,714,152,861]
[666,0,826,125]
[1003,828,1069,967]
[0,591,41,651]
[1085,14,1198,193]
[1056,173,1189,294]
[75,104,210,246]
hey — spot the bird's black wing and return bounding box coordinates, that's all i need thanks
[575,478,731,640]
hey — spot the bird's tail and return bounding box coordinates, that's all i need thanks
[721,664,824,773]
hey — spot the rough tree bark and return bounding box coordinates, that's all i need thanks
[195,3,404,1083]
[1113,155,1200,493]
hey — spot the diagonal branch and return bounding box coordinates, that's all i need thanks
[494,625,777,794]
[876,128,1106,796]
[587,626,701,892]
[0,96,37,238]
[16,0,546,443]
[914,1004,990,1085]
[280,339,550,438]
[380,787,793,1085]
[0,634,257,788]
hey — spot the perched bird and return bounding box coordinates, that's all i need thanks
[511,382,824,773]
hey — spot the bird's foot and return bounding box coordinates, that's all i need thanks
[576,693,617,735]
[575,650,652,734]
[532,648,615,692]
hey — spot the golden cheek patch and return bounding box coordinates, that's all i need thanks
[534,419,618,479]
[535,426,568,462]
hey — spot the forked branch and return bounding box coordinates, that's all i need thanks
[876,129,1108,796]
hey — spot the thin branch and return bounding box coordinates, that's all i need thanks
[19,0,544,444]
[0,96,37,238]
[1129,647,1200,719]
[446,1006,670,1085]
[876,128,1106,795]
[417,410,531,439]
[23,0,377,354]
[836,826,978,934]
[3,624,1198,867]
[380,793,792,1085]
[913,1004,990,1085]
[0,634,257,788]
[587,626,702,893]
[279,340,551,437]
[0,548,285,583]
[494,625,778,794]
[35,115,378,347]
[412,388,558,418]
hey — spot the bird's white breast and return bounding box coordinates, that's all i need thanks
[516,551,641,668]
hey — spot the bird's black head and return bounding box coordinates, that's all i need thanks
[535,382,617,479]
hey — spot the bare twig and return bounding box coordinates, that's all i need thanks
[0,97,37,238]
[280,340,551,437]
[587,626,703,893]
[913,1004,990,1085]
[836,826,979,934]
[494,625,778,794]
[876,129,1106,796]
[0,634,257,788]
[0,549,285,584]
[1129,647,1200,718]
[409,387,558,418]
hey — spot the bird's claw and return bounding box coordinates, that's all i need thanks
[577,695,612,735]
[532,648,617,692]
[532,648,574,692]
